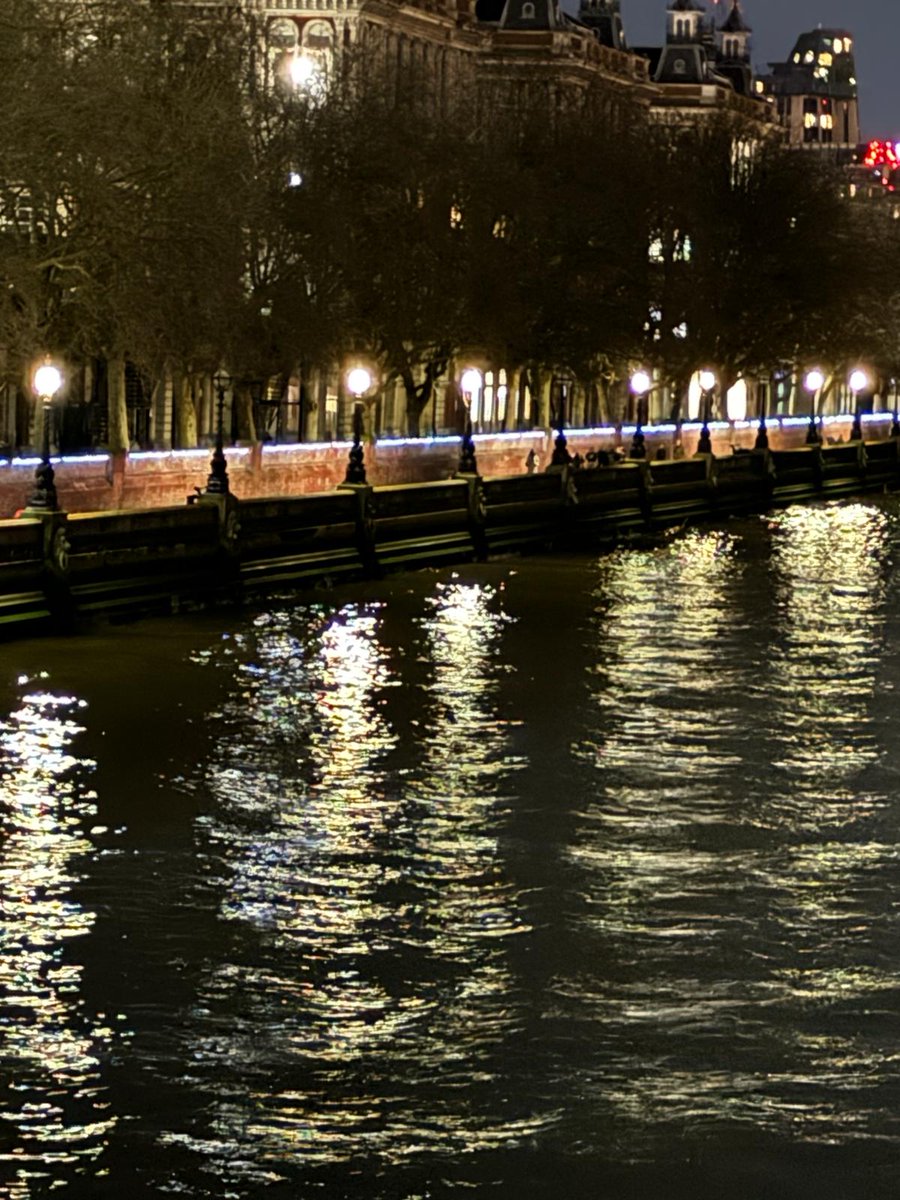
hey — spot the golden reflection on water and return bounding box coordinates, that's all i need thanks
[178,585,538,1186]
[565,504,900,1153]
[0,682,115,1197]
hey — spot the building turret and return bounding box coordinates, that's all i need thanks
[716,0,752,95]
[577,0,626,51]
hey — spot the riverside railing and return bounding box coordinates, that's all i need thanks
[0,437,897,638]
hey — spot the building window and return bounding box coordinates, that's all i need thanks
[521,2,536,18]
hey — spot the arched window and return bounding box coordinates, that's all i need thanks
[521,2,536,18]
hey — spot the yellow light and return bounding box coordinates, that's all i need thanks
[460,368,482,395]
[346,367,372,397]
[805,369,825,392]
[699,370,716,392]
[34,363,62,397]
[289,53,318,88]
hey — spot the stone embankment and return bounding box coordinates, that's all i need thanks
[0,416,895,639]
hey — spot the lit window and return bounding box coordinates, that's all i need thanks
[648,236,664,262]
[818,51,833,66]
[804,50,814,63]
[672,322,688,339]
[450,203,463,229]
[804,113,817,128]
[834,37,844,53]
[820,114,833,129]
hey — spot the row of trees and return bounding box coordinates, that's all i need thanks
[1,0,896,448]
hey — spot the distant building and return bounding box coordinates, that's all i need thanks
[757,28,860,155]
[627,0,773,127]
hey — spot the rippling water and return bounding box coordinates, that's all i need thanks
[4,499,900,1198]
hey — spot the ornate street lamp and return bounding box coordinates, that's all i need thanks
[629,370,651,459]
[27,360,63,511]
[849,368,869,441]
[697,369,715,455]
[459,368,481,474]
[345,366,372,484]
[550,371,573,467]
[206,373,231,495]
[803,369,824,445]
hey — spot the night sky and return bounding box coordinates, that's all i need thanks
[621,0,899,139]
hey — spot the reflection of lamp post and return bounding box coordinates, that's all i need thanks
[459,368,481,474]
[697,369,715,455]
[345,367,371,484]
[849,368,868,441]
[803,368,824,445]
[207,373,231,495]
[551,372,572,467]
[629,370,651,459]
[28,361,62,511]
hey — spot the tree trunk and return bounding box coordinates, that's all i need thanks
[176,374,198,449]
[236,385,257,443]
[107,356,129,453]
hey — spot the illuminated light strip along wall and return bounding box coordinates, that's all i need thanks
[0,413,894,469]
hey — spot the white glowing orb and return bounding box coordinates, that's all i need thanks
[290,54,319,89]
[346,367,372,397]
[34,364,62,397]
[630,370,652,396]
[698,369,716,392]
[460,369,483,395]
[805,369,825,392]
[849,369,869,393]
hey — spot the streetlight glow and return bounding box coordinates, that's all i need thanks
[849,368,869,394]
[346,367,372,398]
[699,369,716,392]
[34,363,62,398]
[289,53,319,89]
[630,370,651,396]
[460,368,482,395]
[805,369,825,393]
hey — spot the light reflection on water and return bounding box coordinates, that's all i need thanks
[0,684,115,1199]
[4,501,900,1196]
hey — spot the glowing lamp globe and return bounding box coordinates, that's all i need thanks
[290,54,318,89]
[346,367,372,398]
[849,369,869,393]
[804,369,825,392]
[630,370,651,396]
[460,369,482,395]
[34,363,62,397]
[698,370,716,392]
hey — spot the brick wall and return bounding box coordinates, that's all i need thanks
[0,415,891,518]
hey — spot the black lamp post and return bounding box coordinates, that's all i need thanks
[344,367,372,484]
[849,368,868,441]
[551,373,572,467]
[27,361,63,511]
[458,368,480,474]
[629,370,651,459]
[206,373,231,495]
[697,369,715,455]
[753,376,769,450]
[804,369,824,445]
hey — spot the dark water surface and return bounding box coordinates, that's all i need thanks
[4,500,900,1199]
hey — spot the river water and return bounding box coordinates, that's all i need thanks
[3,498,900,1199]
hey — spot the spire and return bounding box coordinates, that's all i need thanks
[720,0,750,34]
